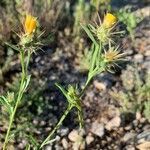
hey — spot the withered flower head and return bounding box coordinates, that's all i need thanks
[103,44,126,71]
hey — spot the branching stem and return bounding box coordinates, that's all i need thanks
[3,50,29,150]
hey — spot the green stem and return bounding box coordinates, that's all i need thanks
[40,105,73,148]
[79,42,102,98]
[3,51,27,150]
[79,76,92,98]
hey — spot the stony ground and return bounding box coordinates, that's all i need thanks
[0,4,150,150]
[22,15,150,150]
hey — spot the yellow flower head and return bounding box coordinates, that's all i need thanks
[24,14,37,35]
[103,13,117,28]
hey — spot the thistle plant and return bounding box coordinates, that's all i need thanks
[1,14,40,150]
[40,13,125,148]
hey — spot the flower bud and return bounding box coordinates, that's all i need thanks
[103,13,117,28]
[24,14,37,35]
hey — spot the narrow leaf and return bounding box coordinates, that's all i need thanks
[5,42,19,52]
[55,83,68,99]
[0,96,13,114]
[81,24,97,45]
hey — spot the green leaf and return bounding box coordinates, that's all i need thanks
[27,135,39,147]
[24,75,31,90]
[81,24,97,45]
[91,44,99,70]
[55,83,68,99]
[21,75,31,92]
[6,92,14,103]
[78,110,84,129]
[5,42,19,52]
[0,96,13,115]
[43,138,57,146]
[25,145,31,150]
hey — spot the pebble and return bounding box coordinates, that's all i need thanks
[94,80,106,91]
[106,136,112,142]
[68,130,80,142]
[55,135,61,141]
[133,120,139,127]
[68,130,85,150]
[33,119,39,125]
[137,130,150,140]
[143,125,150,131]
[122,132,136,142]
[136,112,142,120]
[139,118,146,123]
[138,138,146,144]
[61,138,69,149]
[136,141,150,150]
[86,134,94,145]
[145,50,150,56]
[45,145,52,150]
[134,54,144,63]
[125,145,135,150]
[143,61,150,71]
[54,145,63,150]
[58,127,69,136]
[91,121,105,137]
[124,125,132,131]
[18,142,26,149]
[40,120,46,126]
[72,140,85,150]
[126,49,134,55]
[105,116,121,131]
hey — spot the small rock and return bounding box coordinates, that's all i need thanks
[125,145,135,150]
[54,145,63,150]
[139,118,146,123]
[40,120,46,126]
[58,127,69,136]
[138,138,146,144]
[55,135,61,141]
[61,138,68,149]
[94,80,106,91]
[33,119,38,125]
[136,112,142,120]
[18,143,25,149]
[45,145,52,150]
[106,136,112,142]
[126,49,134,55]
[68,130,84,150]
[122,132,136,142]
[134,54,144,63]
[143,61,150,71]
[73,140,85,150]
[86,134,94,145]
[136,141,150,150]
[143,125,150,131]
[68,130,80,142]
[124,125,132,131]
[145,50,150,56]
[137,130,150,141]
[133,120,138,127]
[105,116,121,131]
[91,121,105,137]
